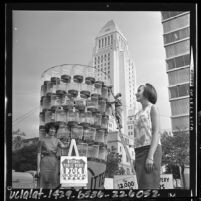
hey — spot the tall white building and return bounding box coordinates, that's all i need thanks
[91,20,137,135]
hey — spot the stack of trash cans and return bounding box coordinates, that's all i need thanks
[39,64,113,164]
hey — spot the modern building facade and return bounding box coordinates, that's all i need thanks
[161,12,190,134]
[91,20,137,135]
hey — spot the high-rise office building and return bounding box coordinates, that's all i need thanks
[161,12,190,134]
[91,20,137,135]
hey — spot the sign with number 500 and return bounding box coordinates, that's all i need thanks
[113,175,138,189]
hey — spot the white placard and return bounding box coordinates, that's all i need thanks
[160,174,174,189]
[104,178,114,189]
[113,175,138,189]
[60,156,88,187]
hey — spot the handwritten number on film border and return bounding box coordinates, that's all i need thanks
[65,190,73,199]
[7,188,161,199]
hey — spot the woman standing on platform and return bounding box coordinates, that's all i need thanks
[134,83,162,189]
[37,124,68,189]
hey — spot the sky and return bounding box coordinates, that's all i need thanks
[12,11,171,139]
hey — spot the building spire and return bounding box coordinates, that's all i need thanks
[96,19,126,40]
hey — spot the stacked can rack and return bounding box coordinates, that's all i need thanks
[39,64,113,164]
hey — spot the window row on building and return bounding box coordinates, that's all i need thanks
[166,53,190,70]
[129,81,135,86]
[129,89,135,97]
[123,137,129,145]
[129,65,135,71]
[95,66,110,71]
[96,75,109,81]
[129,117,134,121]
[95,63,110,68]
[163,27,190,45]
[168,67,189,86]
[162,11,185,21]
[162,13,190,33]
[94,53,110,65]
[128,125,133,129]
[128,68,134,73]
[128,71,134,76]
[98,35,113,48]
[165,40,190,58]
[128,75,134,80]
[169,83,189,99]
[95,69,110,78]
[171,116,189,131]
[110,145,116,151]
[128,100,135,108]
[170,98,189,116]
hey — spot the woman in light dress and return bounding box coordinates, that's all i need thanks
[134,83,162,189]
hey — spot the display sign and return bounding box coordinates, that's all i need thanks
[160,174,174,189]
[113,175,138,189]
[60,156,88,187]
[104,178,114,189]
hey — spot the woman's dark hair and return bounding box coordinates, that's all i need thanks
[45,123,58,134]
[143,83,157,104]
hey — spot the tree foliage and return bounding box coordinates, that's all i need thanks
[12,143,38,172]
[161,130,189,167]
[161,130,189,182]
[105,150,124,178]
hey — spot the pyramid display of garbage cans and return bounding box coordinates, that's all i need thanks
[39,64,113,188]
